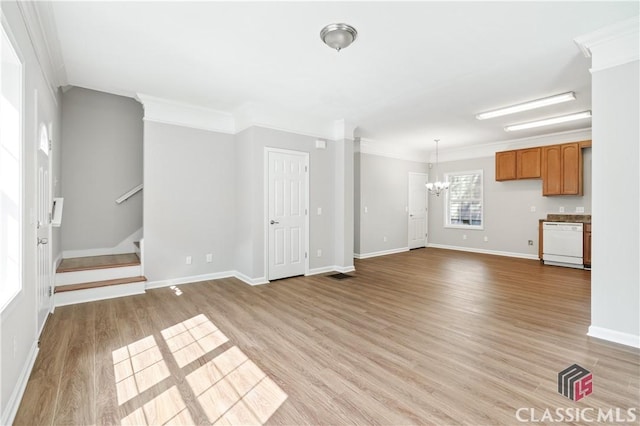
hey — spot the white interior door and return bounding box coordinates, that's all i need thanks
[408,172,428,249]
[36,122,53,333]
[267,149,308,281]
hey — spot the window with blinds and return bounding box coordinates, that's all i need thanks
[444,170,483,229]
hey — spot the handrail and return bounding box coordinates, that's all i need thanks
[116,184,143,204]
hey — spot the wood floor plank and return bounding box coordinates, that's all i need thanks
[57,253,140,273]
[14,248,640,425]
[51,303,96,425]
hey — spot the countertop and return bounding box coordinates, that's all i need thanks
[541,214,591,223]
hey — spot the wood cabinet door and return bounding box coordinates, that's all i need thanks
[495,151,517,181]
[542,145,562,195]
[517,147,541,179]
[583,224,591,265]
[561,143,581,195]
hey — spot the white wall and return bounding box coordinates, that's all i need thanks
[428,146,592,257]
[143,121,236,282]
[61,87,143,252]
[234,126,338,280]
[355,153,429,256]
[590,59,639,346]
[1,1,61,422]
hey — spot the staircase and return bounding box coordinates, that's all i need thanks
[54,252,146,307]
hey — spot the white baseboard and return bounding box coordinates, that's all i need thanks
[588,326,640,348]
[354,247,409,259]
[1,341,39,426]
[233,272,269,286]
[307,265,356,276]
[307,266,338,276]
[55,281,146,307]
[62,227,143,258]
[426,243,539,260]
[145,271,235,289]
[53,252,63,271]
[334,265,356,273]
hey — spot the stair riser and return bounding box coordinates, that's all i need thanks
[55,265,142,286]
[54,282,146,307]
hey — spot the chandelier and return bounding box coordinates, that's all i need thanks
[426,139,449,196]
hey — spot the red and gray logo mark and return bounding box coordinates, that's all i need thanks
[558,364,593,401]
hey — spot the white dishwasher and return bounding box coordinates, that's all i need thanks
[543,222,584,268]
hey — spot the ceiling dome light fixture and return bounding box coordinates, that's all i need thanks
[320,23,358,52]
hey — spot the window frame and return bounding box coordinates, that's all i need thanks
[443,169,484,230]
[1,21,25,312]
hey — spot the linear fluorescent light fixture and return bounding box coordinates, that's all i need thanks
[476,92,576,120]
[504,111,592,132]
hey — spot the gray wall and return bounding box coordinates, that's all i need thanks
[1,1,61,420]
[234,126,337,280]
[591,60,639,341]
[428,148,592,256]
[61,87,143,252]
[143,122,236,282]
[355,153,429,256]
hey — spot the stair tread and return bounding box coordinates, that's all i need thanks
[55,276,147,293]
[57,253,140,273]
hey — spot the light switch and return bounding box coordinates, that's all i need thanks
[317,207,322,215]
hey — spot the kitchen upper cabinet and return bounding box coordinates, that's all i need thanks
[495,151,517,181]
[516,147,541,179]
[495,147,540,181]
[542,143,583,196]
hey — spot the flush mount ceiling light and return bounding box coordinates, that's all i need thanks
[476,92,576,120]
[504,111,592,132]
[320,23,358,52]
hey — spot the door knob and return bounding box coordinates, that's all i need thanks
[270,220,279,225]
[38,237,48,245]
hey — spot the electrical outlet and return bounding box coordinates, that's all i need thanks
[186,256,192,265]
[576,206,585,213]
[206,253,213,263]
[559,206,565,213]
[530,206,536,212]
[383,236,388,242]
[528,240,534,246]
[364,206,368,213]
[317,249,322,257]
[483,236,488,242]
[317,207,322,215]
[463,234,467,240]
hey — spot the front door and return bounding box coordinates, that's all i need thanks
[408,172,428,249]
[267,149,308,281]
[36,121,53,334]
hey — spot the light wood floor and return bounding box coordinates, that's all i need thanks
[57,253,140,273]
[16,248,640,425]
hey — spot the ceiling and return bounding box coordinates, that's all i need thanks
[46,2,638,154]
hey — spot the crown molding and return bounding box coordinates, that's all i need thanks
[356,138,430,163]
[433,128,592,163]
[136,94,235,134]
[574,16,640,73]
[16,1,67,93]
[234,102,337,140]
